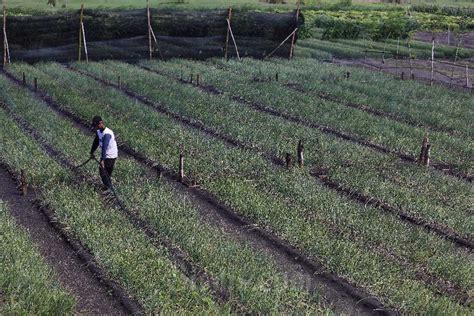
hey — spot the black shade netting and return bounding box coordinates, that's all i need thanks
[2,8,302,62]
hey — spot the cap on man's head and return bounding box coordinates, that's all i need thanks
[92,116,103,126]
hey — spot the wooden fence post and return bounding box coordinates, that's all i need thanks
[430,37,435,86]
[285,153,292,169]
[423,144,431,167]
[2,6,5,66]
[450,40,461,87]
[147,0,152,60]
[224,6,232,60]
[3,5,10,65]
[401,72,404,80]
[20,169,28,196]
[465,64,469,87]
[190,73,193,84]
[178,154,184,182]
[297,140,304,167]
[275,72,279,81]
[22,72,26,85]
[418,135,429,165]
[78,4,84,62]
[408,41,413,78]
[196,74,200,86]
[34,78,38,92]
[289,2,300,59]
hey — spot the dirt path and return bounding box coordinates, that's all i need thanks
[0,165,127,315]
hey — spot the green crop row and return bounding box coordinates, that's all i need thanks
[263,57,474,138]
[0,201,75,314]
[172,57,472,175]
[0,70,328,314]
[299,29,474,60]
[0,81,225,314]
[6,61,472,313]
[303,9,474,40]
[136,57,472,239]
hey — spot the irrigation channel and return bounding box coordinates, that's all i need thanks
[0,69,395,315]
[65,64,473,252]
[5,64,470,306]
[0,157,141,314]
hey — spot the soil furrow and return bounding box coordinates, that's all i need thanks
[1,68,393,316]
[0,102,243,314]
[138,65,471,182]
[0,162,141,315]
[283,82,461,137]
[133,65,473,250]
[66,66,285,167]
[55,66,471,303]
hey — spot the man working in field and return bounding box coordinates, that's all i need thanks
[90,116,118,191]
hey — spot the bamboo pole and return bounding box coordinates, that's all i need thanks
[289,2,300,59]
[408,41,413,78]
[147,0,152,60]
[78,4,84,62]
[297,140,304,167]
[430,37,435,86]
[3,5,7,66]
[224,7,232,60]
[450,40,461,87]
[466,65,470,87]
[265,28,298,59]
[226,19,240,61]
[178,154,184,182]
[81,21,88,63]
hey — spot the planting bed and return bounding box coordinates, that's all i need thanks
[1,54,472,314]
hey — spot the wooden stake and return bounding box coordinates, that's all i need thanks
[78,4,84,62]
[411,73,415,80]
[430,37,435,86]
[285,153,292,169]
[22,72,26,85]
[196,74,200,86]
[423,144,431,167]
[190,73,193,84]
[20,169,28,196]
[401,72,404,80]
[466,65,470,87]
[297,140,304,167]
[408,41,413,78]
[450,40,461,87]
[275,72,279,82]
[226,18,240,61]
[147,0,152,60]
[3,5,8,66]
[178,154,184,182]
[418,135,428,164]
[81,21,88,63]
[34,78,38,92]
[289,2,300,59]
[224,7,232,60]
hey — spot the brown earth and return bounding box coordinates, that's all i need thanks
[0,165,127,314]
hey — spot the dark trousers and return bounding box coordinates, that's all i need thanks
[99,159,116,189]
